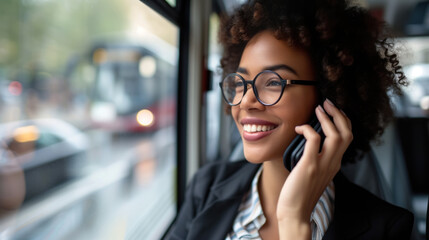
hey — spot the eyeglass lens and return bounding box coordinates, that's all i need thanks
[222,71,283,105]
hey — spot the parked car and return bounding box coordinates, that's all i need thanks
[0,119,89,202]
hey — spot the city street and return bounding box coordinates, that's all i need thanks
[0,127,176,240]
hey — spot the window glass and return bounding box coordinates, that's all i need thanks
[165,0,176,7]
[397,37,429,115]
[204,12,240,164]
[204,13,222,163]
[0,0,178,239]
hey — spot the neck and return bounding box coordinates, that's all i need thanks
[259,159,289,218]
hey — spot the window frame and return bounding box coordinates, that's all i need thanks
[139,0,181,24]
[139,0,190,213]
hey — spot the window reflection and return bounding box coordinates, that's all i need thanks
[0,0,178,239]
[165,0,176,7]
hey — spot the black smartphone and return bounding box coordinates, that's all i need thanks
[283,114,326,171]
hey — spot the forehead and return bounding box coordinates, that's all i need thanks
[239,30,315,79]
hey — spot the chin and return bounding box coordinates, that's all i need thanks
[244,156,265,164]
[243,146,276,164]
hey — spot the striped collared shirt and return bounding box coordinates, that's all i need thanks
[226,166,335,240]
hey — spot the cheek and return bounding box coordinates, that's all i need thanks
[281,102,314,125]
[274,109,301,148]
[281,89,319,120]
[231,106,241,129]
[274,90,319,141]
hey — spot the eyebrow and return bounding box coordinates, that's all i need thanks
[236,64,298,75]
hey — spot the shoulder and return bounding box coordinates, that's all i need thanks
[333,173,414,239]
[354,181,414,231]
[189,160,253,198]
[193,160,249,182]
[338,174,412,217]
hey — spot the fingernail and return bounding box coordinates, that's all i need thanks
[325,98,334,106]
[340,109,346,116]
[317,105,325,113]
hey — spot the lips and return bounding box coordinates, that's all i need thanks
[240,118,278,141]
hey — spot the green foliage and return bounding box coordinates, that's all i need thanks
[0,0,128,81]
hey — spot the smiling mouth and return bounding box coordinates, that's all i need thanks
[243,124,277,133]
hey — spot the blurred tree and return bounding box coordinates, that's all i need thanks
[0,1,19,77]
[0,0,127,82]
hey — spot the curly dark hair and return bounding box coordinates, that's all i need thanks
[219,0,408,163]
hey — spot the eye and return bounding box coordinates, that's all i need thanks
[233,79,244,93]
[265,78,282,87]
[234,80,244,87]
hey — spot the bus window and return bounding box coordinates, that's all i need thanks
[0,0,179,239]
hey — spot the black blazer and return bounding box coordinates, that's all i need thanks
[168,160,414,240]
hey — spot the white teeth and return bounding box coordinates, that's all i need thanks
[251,125,257,132]
[243,124,275,133]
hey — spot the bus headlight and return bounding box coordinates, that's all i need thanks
[139,56,157,78]
[136,109,154,127]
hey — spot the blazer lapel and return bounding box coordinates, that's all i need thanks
[187,197,242,239]
[187,162,260,240]
[323,173,370,239]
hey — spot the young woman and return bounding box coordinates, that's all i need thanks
[169,0,414,239]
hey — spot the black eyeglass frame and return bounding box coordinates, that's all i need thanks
[219,70,318,106]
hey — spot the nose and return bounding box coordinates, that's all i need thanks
[239,83,264,110]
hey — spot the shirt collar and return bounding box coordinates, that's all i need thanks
[240,165,265,227]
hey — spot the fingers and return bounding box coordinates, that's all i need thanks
[322,99,353,142]
[316,100,353,155]
[294,99,353,169]
[295,125,321,160]
[297,100,352,166]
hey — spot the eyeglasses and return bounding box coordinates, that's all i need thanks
[219,70,318,106]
